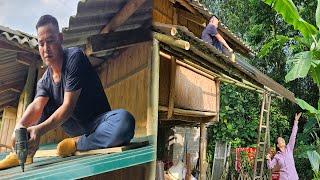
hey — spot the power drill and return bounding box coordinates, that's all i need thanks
[15,127,28,172]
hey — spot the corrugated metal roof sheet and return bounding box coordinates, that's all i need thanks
[0,26,38,50]
[185,0,256,56]
[63,0,152,58]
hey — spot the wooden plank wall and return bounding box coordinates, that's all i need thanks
[153,0,174,24]
[0,107,16,152]
[177,8,207,38]
[98,41,152,137]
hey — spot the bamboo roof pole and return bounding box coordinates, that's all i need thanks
[153,32,190,50]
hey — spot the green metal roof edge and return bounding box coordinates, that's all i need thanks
[2,145,155,180]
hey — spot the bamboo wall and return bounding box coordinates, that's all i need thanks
[159,55,218,114]
[98,41,152,137]
[0,107,16,152]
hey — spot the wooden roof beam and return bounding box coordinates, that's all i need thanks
[16,52,41,66]
[86,28,151,56]
[174,0,197,14]
[0,98,17,110]
[0,79,25,93]
[100,0,147,33]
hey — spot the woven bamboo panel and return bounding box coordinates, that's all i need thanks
[0,107,16,152]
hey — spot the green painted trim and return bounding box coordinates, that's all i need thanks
[0,145,155,180]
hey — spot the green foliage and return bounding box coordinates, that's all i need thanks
[285,51,313,82]
[263,0,318,40]
[208,84,288,149]
[307,150,320,172]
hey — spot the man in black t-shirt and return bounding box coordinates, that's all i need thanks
[201,16,234,56]
[0,15,135,169]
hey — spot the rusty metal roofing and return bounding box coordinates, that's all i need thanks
[0,25,38,116]
[63,0,152,58]
[185,0,256,56]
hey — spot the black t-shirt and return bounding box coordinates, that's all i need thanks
[201,24,223,51]
[35,47,111,136]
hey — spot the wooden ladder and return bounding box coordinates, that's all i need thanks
[253,92,271,180]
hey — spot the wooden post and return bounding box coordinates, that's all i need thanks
[200,123,207,180]
[16,62,37,122]
[167,56,176,119]
[146,38,160,180]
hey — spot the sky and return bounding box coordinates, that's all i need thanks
[0,0,79,36]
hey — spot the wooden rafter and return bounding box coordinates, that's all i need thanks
[0,97,17,109]
[100,0,147,33]
[175,0,197,14]
[86,28,151,55]
[16,52,41,66]
[0,79,24,93]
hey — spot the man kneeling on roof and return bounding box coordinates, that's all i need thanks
[201,16,235,61]
[0,15,135,169]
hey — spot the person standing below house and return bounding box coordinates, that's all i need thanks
[201,16,235,61]
[266,112,302,180]
[0,14,135,169]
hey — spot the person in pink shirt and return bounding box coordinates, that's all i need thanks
[266,112,302,180]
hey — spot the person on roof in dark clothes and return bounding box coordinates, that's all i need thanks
[0,14,135,169]
[201,15,234,54]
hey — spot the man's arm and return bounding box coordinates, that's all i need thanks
[35,89,81,136]
[15,96,49,128]
[12,96,48,149]
[215,33,233,52]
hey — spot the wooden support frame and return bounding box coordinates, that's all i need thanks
[16,62,37,121]
[174,0,197,14]
[200,123,208,180]
[0,79,24,93]
[167,56,176,119]
[16,52,41,66]
[100,0,147,33]
[146,39,161,180]
[154,32,190,50]
[159,106,217,118]
[86,28,151,56]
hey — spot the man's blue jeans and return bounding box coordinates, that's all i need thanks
[76,109,135,151]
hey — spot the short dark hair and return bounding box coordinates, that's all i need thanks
[36,15,59,32]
